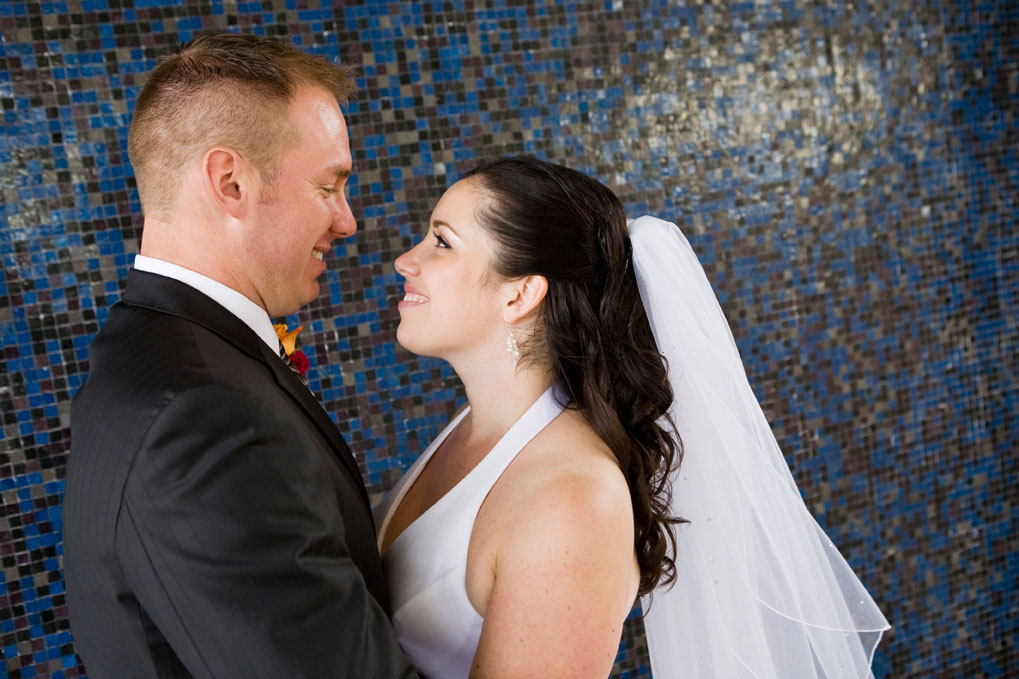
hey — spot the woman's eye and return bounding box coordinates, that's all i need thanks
[434,234,450,249]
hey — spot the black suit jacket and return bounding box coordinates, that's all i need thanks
[63,270,416,678]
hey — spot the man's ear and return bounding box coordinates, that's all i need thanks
[202,147,253,220]
[503,274,549,325]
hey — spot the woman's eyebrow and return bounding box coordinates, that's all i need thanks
[431,219,458,236]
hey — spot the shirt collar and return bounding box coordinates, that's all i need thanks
[132,254,279,353]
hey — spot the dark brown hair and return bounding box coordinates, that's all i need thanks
[465,156,684,597]
[128,32,357,217]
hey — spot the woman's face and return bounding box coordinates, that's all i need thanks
[394,178,508,362]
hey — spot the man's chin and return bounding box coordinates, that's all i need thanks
[266,291,317,319]
[302,282,321,308]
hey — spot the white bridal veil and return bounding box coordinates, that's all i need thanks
[628,216,890,679]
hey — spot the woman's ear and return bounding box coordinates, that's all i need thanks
[503,274,549,325]
[202,147,253,220]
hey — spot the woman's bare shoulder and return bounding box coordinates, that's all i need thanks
[486,408,633,532]
[466,407,639,624]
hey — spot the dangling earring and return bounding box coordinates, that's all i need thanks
[505,324,520,366]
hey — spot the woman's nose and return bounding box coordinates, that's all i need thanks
[394,248,416,278]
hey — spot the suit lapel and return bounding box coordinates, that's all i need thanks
[122,270,370,510]
[256,340,370,508]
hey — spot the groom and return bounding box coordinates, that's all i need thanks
[63,33,416,678]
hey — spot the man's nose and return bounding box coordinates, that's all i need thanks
[331,197,357,239]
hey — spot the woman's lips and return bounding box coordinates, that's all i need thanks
[398,287,429,308]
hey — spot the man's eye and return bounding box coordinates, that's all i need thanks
[321,186,338,194]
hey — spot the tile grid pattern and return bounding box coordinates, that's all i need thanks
[1,1,1016,677]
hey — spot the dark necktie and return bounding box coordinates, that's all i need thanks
[279,344,311,389]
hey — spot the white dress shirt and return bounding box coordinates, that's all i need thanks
[133,254,279,353]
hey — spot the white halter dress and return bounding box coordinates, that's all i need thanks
[373,387,564,679]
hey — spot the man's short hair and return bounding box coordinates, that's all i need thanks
[128,32,357,218]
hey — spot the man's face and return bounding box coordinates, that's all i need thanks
[243,85,356,317]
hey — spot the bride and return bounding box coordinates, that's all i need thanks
[374,156,889,679]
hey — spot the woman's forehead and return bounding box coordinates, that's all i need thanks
[431,180,487,233]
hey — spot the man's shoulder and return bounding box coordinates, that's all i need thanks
[88,304,192,381]
[98,299,256,366]
[77,301,270,418]
[69,302,285,471]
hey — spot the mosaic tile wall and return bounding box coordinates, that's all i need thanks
[1,0,1016,677]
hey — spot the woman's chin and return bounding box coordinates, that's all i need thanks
[396,328,429,358]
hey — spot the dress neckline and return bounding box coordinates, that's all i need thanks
[376,386,564,558]
[376,405,471,556]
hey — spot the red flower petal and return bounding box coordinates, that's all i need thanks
[290,350,310,376]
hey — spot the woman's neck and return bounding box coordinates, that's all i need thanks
[453,357,555,444]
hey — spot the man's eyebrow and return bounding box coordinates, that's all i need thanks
[327,164,351,179]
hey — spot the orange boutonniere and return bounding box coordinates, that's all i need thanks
[274,323,310,376]
[274,323,303,355]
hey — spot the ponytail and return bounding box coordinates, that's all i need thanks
[465,156,683,596]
